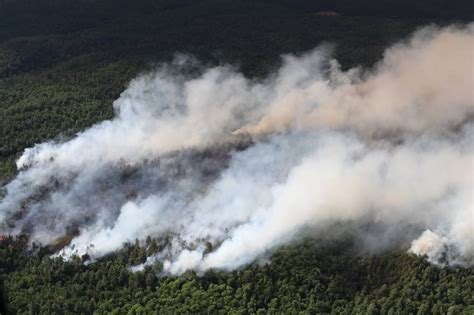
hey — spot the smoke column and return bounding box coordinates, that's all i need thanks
[0,24,473,274]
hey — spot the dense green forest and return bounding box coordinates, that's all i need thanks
[1,236,473,314]
[0,0,473,314]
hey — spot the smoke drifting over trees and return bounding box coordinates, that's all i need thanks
[0,24,473,274]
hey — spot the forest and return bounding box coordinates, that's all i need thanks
[0,0,473,314]
[1,236,473,314]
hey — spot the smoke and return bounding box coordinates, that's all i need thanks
[235,24,474,136]
[0,24,473,273]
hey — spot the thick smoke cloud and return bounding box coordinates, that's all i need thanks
[0,24,473,273]
[236,25,474,136]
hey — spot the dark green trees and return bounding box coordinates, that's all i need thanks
[1,236,472,314]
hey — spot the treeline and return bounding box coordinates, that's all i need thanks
[0,236,472,314]
[271,0,474,19]
[1,0,472,26]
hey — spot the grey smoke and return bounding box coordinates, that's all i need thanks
[0,24,473,273]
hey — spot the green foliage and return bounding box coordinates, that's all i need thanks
[1,237,472,314]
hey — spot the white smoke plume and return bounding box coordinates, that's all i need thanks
[0,24,473,274]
